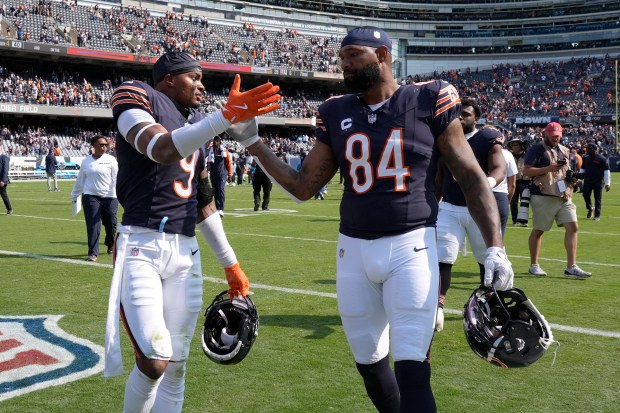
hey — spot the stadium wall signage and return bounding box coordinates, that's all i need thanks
[581,115,617,123]
[0,315,104,401]
[511,116,560,125]
[0,104,110,118]
[0,39,67,55]
[238,15,346,34]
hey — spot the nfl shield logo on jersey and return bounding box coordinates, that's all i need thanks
[0,315,104,401]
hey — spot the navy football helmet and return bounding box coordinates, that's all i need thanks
[463,286,554,368]
[201,291,259,365]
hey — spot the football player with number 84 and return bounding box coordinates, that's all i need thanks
[225,27,513,412]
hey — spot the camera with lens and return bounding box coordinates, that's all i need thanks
[516,187,530,225]
[565,170,584,181]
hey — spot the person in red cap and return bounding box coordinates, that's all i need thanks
[523,122,591,278]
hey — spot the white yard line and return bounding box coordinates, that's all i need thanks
[1,249,619,339]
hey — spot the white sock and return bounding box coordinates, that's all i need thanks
[153,361,186,413]
[123,366,162,413]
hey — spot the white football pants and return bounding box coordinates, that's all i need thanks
[436,201,487,265]
[336,227,439,364]
[118,228,203,362]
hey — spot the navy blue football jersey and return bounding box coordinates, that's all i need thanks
[581,153,609,186]
[316,81,461,239]
[111,80,206,237]
[441,127,504,206]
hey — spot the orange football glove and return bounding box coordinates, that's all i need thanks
[224,261,250,298]
[222,74,281,124]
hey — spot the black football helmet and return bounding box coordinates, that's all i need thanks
[201,290,259,365]
[463,286,553,368]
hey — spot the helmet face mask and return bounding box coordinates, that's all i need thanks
[201,291,259,365]
[463,287,553,368]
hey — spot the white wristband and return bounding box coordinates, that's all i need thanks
[171,110,231,158]
[134,123,159,154]
[146,133,162,161]
[487,176,497,188]
[197,212,237,268]
[240,135,260,148]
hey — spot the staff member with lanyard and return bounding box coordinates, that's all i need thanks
[70,135,119,261]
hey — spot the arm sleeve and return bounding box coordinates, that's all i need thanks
[197,212,237,268]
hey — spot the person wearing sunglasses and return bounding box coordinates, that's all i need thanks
[70,134,118,261]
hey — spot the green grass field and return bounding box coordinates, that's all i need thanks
[1,177,619,412]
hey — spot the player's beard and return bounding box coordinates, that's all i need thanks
[544,137,557,148]
[462,122,475,135]
[343,61,381,93]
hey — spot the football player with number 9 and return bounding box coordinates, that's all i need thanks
[103,51,280,413]
[225,27,512,412]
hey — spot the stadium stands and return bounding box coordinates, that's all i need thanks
[0,0,619,167]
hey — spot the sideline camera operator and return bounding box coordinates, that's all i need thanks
[523,122,591,279]
[507,137,531,226]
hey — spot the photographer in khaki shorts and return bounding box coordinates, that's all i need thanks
[523,122,591,279]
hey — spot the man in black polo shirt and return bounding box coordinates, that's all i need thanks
[580,142,611,221]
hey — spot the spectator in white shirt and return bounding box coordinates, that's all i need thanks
[70,135,118,261]
[492,147,518,236]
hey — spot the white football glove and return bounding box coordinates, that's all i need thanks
[484,246,514,291]
[215,101,260,148]
[226,117,260,148]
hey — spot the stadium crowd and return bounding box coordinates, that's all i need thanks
[1,1,343,73]
[1,10,619,159]
[0,117,616,164]
[1,55,618,118]
[0,0,620,56]
[406,56,618,119]
[0,124,116,156]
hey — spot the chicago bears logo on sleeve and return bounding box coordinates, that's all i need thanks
[434,84,461,118]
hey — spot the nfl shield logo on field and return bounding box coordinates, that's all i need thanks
[0,315,103,401]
